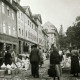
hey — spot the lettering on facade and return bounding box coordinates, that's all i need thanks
[0,34,18,43]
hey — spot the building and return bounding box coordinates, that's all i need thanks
[43,21,59,49]
[0,0,18,53]
[13,1,38,53]
[0,0,49,54]
[42,29,49,52]
[32,14,43,49]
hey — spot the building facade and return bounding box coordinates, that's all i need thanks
[43,21,59,49]
[32,14,44,49]
[13,1,38,54]
[0,0,18,54]
[0,0,49,55]
[42,29,49,52]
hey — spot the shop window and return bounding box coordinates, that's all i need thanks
[2,2,5,14]
[13,45,16,51]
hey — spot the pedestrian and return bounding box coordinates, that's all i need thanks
[11,50,16,63]
[39,48,44,67]
[49,44,62,80]
[29,44,40,78]
[70,46,80,77]
[5,50,12,65]
[0,51,4,69]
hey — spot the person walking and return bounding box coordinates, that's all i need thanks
[29,44,40,78]
[49,44,62,80]
[5,50,12,65]
[70,46,80,77]
[39,48,44,67]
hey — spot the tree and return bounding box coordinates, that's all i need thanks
[66,19,80,48]
[59,25,67,49]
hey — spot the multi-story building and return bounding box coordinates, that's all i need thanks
[32,14,43,49]
[42,29,49,52]
[0,0,49,54]
[13,1,38,53]
[43,21,59,49]
[0,0,18,53]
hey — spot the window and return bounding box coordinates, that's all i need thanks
[8,26,11,35]
[26,30,27,37]
[22,29,23,36]
[19,28,21,34]
[2,22,6,33]
[7,6,10,16]
[30,22,31,27]
[32,24,33,29]
[12,10,14,20]
[18,12,20,18]
[28,20,29,25]
[2,2,5,14]
[13,27,16,36]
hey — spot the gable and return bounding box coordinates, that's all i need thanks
[26,6,32,17]
[23,6,32,17]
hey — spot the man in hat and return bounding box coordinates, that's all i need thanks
[29,44,40,78]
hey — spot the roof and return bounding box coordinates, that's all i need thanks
[1,0,17,11]
[32,14,42,24]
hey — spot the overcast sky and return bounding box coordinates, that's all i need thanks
[20,0,80,32]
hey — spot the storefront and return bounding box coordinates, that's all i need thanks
[0,34,18,54]
[18,38,37,54]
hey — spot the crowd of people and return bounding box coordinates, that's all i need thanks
[0,44,80,80]
[29,43,80,80]
[0,50,16,67]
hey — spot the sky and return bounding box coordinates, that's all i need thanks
[20,0,80,32]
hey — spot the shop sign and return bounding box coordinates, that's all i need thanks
[0,34,18,43]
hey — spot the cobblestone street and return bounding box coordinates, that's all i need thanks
[0,60,80,80]
[19,60,80,80]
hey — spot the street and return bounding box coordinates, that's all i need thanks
[19,60,80,80]
[0,59,80,80]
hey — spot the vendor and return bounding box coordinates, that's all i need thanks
[5,50,12,65]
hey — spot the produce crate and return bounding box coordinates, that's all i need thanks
[0,70,5,78]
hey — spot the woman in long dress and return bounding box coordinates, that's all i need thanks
[50,45,62,80]
[71,46,79,77]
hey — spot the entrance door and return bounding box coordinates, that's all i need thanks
[19,41,21,54]
[0,43,3,51]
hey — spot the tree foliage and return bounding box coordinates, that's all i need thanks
[66,16,80,48]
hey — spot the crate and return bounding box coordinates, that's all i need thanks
[0,70,5,77]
